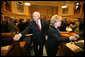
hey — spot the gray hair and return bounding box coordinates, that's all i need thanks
[33,11,40,17]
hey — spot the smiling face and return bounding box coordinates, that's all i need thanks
[50,15,62,28]
[54,20,61,28]
[33,12,40,22]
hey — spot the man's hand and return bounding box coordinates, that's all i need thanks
[13,34,21,41]
[45,35,48,40]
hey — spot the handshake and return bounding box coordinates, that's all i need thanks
[13,33,79,41]
[13,34,48,41]
[69,34,79,41]
[13,34,22,41]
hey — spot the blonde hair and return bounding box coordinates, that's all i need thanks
[50,15,62,26]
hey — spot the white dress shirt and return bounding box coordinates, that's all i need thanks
[36,19,42,29]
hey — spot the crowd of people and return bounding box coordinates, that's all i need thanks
[60,18,84,33]
[1,11,84,56]
[1,18,31,33]
[1,17,82,33]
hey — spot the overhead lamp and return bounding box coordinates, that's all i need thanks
[25,3,31,6]
[62,6,68,8]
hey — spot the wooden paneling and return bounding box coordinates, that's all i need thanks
[5,1,12,12]
[29,5,58,20]
[1,1,84,21]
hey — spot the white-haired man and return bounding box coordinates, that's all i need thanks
[13,12,48,56]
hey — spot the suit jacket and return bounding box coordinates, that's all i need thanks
[8,22,18,32]
[45,26,70,51]
[18,22,26,32]
[21,19,47,43]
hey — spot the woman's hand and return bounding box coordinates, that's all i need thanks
[69,35,79,41]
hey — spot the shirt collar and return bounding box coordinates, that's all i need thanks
[36,19,40,23]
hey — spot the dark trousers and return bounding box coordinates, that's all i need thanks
[33,41,44,56]
[46,48,58,56]
[45,44,58,56]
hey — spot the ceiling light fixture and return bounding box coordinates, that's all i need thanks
[25,3,31,6]
[62,6,68,8]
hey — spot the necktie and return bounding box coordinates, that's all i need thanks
[37,21,41,31]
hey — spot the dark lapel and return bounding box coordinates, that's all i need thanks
[41,19,45,31]
[41,20,43,30]
[33,20,41,32]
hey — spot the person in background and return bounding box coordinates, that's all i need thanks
[8,18,18,33]
[79,20,84,31]
[18,19,26,32]
[14,19,18,26]
[78,20,84,39]
[40,15,46,20]
[13,11,48,56]
[1,19,8,33]
[46,20,50,34]
[66,23,74,32]
[60,18,68,31]
[74,19,80,32]
[45,15,79,56]
[25,19,31,28]
[66,26,72,32]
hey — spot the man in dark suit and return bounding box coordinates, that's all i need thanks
[13,12,48,56]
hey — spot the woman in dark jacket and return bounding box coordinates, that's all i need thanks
[45,15,79,56]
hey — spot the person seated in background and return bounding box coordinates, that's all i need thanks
[66,23,74,32]
[79,20,84,31]
[8,18,18,33]
[78,20,84,39]
[74,21,79,32]
[66,26,72,32]
[1,19,8,33]
[45,15,79,56]
[25,19,31,28]
[14,19,18,26]
[60,18,69,31]
[66,22,79,32]
[18,19,26,32]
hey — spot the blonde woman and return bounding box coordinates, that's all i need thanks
[45,15,79,56]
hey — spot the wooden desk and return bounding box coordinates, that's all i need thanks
[1,33,13,36]
[1,33,32,46]
[57,32,84,56]
[57,40,84,56]
[60,32,77,37]
[1,45,12,56]
[1,33,32,37]
[66,40,84,53]
[1,33,32,56]
[1,41,27,56]
[25,34,32,37]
